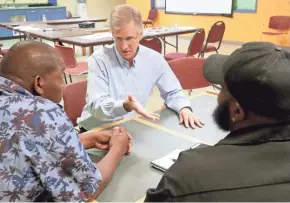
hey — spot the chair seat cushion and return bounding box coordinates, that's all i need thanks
[202,45,217,53]
[65,62,88,74]
[1,49,8,56]
[164,52,187,61]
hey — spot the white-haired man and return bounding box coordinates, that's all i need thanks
[77,4,204,131]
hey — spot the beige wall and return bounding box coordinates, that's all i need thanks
[87,0,126,18]
[57,0,76,15]
[0,0,126,20]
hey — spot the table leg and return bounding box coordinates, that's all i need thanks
[163,37,166,54]
[176,35,179,52]
[89,46,94,55]
[82,47,86,56]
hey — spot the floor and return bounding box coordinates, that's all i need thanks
[0,36,240,112]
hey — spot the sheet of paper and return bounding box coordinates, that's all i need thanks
[151,149,183,172]
[79,32,112,40]
[14,26,41,31]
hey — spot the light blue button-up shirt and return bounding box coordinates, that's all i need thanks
[77,45,191,130]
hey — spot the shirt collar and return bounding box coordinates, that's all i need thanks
[0,76,32,96]
[114,45,141,68]
[217,121,290,146]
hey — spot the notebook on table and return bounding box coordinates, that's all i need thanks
[150,143,208,172]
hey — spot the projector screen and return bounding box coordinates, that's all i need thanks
[165,0,233,15]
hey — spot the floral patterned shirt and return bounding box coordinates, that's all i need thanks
[0,76,102,202]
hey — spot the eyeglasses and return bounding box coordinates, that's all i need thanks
[113,36,138,44]
[212,84,222,91]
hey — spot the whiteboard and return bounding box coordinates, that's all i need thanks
[165,0,233,15]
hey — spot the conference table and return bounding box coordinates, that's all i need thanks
[46,17,107,25]
[88,92,226,202]
[59,26,199,54]
[0,22,109,55]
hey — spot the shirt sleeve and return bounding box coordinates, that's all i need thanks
[156,57,192,113]
[22,108,102,202]
[86,54,128,120]
[145,175,172,202]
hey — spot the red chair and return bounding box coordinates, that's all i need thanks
[261,16,290,43]
[168,57,210,95]
[200,21,225,57]
[63,80,87,126]
[164,29,205,61]
[55,44,88,84]
[67,11,73,19]
[143,8,158,27]
[0,43,8,56]
[140,37,162,54]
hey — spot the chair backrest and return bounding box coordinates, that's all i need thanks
[140,37,162,54]
[67,11,73,19]
[168,57,210,90]
[147,8,158,21]
[268,16,290,31]
[63,80,87,126]
[55,44,77,69]
[202,21,225,52]
[187,29,205,57]
[207,21,225,43]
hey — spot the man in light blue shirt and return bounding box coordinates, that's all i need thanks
[77,4,204,131]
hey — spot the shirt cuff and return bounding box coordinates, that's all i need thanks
[175,101,192,114]
[114,100,128,117]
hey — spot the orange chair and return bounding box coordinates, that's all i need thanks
[200,21,225,57]
[261,16,290,43]
[143,8,158,27]
[164,29,205,61]
[63,80,87,126]
[140,36,162,54]
[168,57,210,95]
[55,44,88,84]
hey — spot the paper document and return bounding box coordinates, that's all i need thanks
[151,149,182,172]
[79,32,112,40]
[14,26,41,31]
[151,143,205,172]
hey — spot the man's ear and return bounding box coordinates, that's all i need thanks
[229,100,246,123]
[33,76,45,95]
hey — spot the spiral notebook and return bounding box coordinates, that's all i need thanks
[150,143,208,172]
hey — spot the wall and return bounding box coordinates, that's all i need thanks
[127,0,290,45]
[87,0,126,19]
[57,0,75,15]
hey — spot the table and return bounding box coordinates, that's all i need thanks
[46,18,107,25]
[59,26,199,54]
[88,93,226,201]
[5,23,105,55]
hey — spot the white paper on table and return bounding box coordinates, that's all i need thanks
[79,32,112,40]
[13,26,41,31]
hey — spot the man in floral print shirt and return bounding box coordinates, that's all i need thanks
[0,41,131,202]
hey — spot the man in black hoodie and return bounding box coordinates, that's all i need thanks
[145,42,290,202]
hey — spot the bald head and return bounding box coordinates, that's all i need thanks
[0,41,66,103]
[0,41,64,81]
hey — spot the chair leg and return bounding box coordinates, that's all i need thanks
[63,73,67,84]
[215,50,218,54]
[69,74,73,83]
[188,89,192,96]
